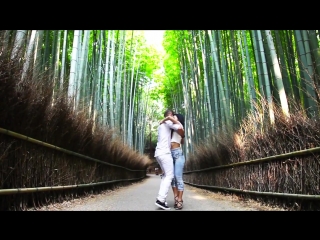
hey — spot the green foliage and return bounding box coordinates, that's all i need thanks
[161,30,185,108]
[140,46,161,78]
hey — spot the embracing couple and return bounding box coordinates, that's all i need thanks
[154,109,186,210]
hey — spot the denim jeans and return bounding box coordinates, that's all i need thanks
[171,148,185,191]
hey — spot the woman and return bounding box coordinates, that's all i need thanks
[160,113,185,210]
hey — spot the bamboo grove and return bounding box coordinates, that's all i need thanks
[161,30,320,160]
[5,30,320,162]
[1,30,320,210]
[1,30,164,154]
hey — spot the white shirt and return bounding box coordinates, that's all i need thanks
[154,120,181,157]
[171,122,183,144]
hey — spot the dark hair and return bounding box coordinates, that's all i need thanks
[170,113,185,139]
[164,109,174,117]
[175,113,185,128]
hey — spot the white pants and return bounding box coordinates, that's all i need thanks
[156,153,174,202]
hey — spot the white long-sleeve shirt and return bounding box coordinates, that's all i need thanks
[154,120,181,157]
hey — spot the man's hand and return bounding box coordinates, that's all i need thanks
[177,128,185,138]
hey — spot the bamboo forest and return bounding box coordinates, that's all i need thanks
[1,30,320,211]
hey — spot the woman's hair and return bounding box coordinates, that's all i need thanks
[170,113,185,139]
[175,113,185,128]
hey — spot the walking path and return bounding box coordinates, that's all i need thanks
[31,174,285,211]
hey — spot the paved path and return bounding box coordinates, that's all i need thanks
[33,174,284,211]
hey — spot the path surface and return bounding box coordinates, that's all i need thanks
[32,174,285,211]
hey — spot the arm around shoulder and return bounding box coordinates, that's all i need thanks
[160,116,180,125]
[177,128,185,138]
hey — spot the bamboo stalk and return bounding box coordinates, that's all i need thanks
[184,181,320,200]
[0,177,144,195]
[0,127,143,172]
[183,147,320,174]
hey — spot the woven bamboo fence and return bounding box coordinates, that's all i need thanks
[0,128,146,211]
[183,147,320,210]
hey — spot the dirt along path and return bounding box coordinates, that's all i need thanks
[30,174,285,211]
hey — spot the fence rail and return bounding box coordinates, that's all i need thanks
[0,176,145,195]
[0,127,144,172]
[184,181,320,200]
[183,146,320,174]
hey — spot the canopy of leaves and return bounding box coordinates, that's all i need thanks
[160,30,186,108]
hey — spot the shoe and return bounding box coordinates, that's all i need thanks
[175,200,183,210]
[155,200,170,210]
[174,196,178,209]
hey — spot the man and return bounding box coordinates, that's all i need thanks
[154,109,185,210]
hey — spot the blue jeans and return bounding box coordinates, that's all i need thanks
[171,148,185,191]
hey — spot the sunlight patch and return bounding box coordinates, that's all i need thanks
[191,195,207,200]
